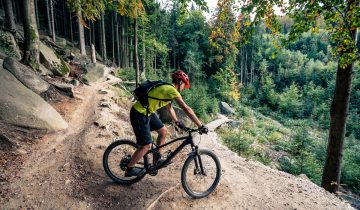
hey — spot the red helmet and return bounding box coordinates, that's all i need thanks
[171,70,190,88]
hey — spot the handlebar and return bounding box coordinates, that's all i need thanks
[179,126,208,135]
[182,127,199,133]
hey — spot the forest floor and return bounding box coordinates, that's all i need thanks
[0,76,355,210]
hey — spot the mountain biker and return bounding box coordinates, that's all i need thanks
[125,70,209,177]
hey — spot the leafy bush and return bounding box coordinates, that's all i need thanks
[342,145,360,194]
[117,68,136,81]
[268,131,284,144]
[221,129,252,155]
[182,83,218,121]
[278,83,304,118]
[0,31,18,57]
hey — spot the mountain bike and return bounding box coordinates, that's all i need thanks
[103,127,221,198]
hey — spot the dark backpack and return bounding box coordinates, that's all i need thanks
[133,80,173,115]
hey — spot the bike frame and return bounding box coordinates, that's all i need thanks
[144,131,199,171]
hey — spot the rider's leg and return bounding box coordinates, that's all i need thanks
[127,143,151,168]
[155,126,167,154]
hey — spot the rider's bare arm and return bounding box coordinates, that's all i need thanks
[166,103,178,122]
[173,97,202,127]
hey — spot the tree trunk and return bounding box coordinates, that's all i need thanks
[22,0,40,70]
[77,10,86,55]
[45,0,52,36]
[101,12,107,62]
[115,13,120,67]
[119,15,123,67]
[251,47,254,84]
[134,18,140,87]
[69,11,74,44]
[112,11,115,64]
[34,0,39,28]
[142,28,146,76]
[124,18,130,67]
[91,21,95,45]
[4,0,17,35]
[50,0,56,42]
[240,47,244,84]
[321,27,358,193]
[122,16,128,68]
[91,44,96,63]
[88,21,92,46]
[15,0,22,24]
[130,19,133,69]
[62,0,67,38]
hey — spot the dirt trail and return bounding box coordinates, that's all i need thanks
[0,78,354,210]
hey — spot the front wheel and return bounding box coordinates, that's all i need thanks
[103,140,148,185]
[181,149,221,198]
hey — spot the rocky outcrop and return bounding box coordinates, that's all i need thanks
[3,57,50,94]
[157,106,192,126]
[38,63,54,76]
[0,66,68,131]
[39,42,70,76]
[81,63,109,84]
[0,30,21,58]
[51,82,75,97]
[220,101,236,115]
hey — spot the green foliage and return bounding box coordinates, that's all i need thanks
[0,31,17,57]
[342,145,360,194]
[211,67,240,105]
[209,0,239,74]
[277,127,323,185]
[67,0,105,21]
[182,83,218,121]
[278,83,303,118]
[117,67,136,81]
[220,129,254,156]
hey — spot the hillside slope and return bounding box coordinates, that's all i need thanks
[0,78,353,209]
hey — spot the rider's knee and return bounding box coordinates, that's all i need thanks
[158,126,167,137]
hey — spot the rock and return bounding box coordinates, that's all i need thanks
[298,174,310,180]
[16,149,28,155]
[39,42,70,76]
[70,79,80,87]
[55,37,67,47]
[0,134,17,149]
[82,63,109,84]
[0,51,6,59]
[0,31,21,58]
[226,120,242,128]
[157,106,191,126]
[38,63,54,76]
[99,102,110,108]
[219,101,236,115]
[3,57,50,94]
[51,82,74,97]
[98,89,108,94]
[72,54,91,66]
[0,67,68,131]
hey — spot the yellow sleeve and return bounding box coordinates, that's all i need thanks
[166,85,181,99]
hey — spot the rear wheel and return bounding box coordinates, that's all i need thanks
[181,149,221,198]
[103,140,148,185]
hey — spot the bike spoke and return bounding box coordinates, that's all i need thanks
[184,153,218,195]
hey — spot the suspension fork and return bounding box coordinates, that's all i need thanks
[193,146,207,176]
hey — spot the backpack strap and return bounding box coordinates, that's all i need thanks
[147,96,172,102]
